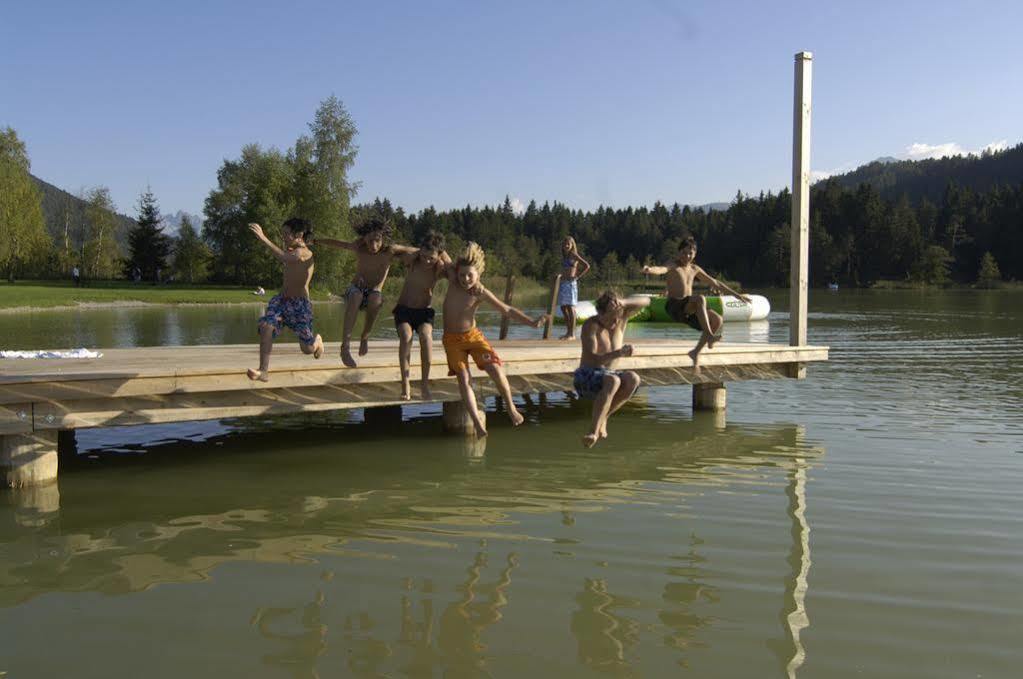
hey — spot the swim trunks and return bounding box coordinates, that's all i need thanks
[558,278,578,306]
[393,305,435,332]
[345,283,379,310]
[665,296,702,331]
[258,294,316,345]
[573,365,621,398]
[442,327,501,375]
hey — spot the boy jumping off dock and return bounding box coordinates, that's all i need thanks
[247,219,324,382]
[442,242,548,437]
[315,216,415,367]
[575,290,649,448]
[393,230,451,400]
[643,236,750,371]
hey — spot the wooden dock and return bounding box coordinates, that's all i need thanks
[1,338,827,487]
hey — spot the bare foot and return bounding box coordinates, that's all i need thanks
[475,423,489,438]
[400,382,412,401]
[559,333,574,341]
[359,338,369,356]
[688,348,702,374]
[246,368,269,382]
[707,333,722,349]
[599,426,608,439]
[420,381,432,400]
[340,344,357,368]
[312,334,324,359]
[509,408,525,426]
[582,433,599,448]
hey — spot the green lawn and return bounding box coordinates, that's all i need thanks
[0,280,333,309]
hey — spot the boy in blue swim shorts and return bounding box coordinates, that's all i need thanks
[246,218,324,382]
[575,289,649,447]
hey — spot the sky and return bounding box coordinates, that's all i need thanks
[3,0,1022,219]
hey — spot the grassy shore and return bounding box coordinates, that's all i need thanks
[0,276,554,311]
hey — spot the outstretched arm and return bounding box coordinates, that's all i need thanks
[642,264,669,276]
[314,237,358,251]
[481,288,546,327]
[389,244,418,259]
[696,267,751,303]
[248,224,306,264]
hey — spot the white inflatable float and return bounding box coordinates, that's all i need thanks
[574,294,770,323]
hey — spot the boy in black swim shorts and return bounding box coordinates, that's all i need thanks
[392,231,451,400]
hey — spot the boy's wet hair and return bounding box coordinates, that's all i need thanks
[457,241,486,275]
[418,230,445,252]
[355,214,393,239]
[595,289,622,314]
[679,235,697,250]
[283,217,313,241]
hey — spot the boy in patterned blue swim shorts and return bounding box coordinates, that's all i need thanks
[246,219,324,382]
[574,290,649,448]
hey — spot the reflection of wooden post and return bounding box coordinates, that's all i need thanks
[790,51,812,365]
[499,274,516,340]
[2,432,58,488]
[542,274,561,339]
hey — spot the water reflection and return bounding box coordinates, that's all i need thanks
[0,411,822,676]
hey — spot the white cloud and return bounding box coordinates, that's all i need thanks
[906,139,1010,160]
[509,196,526,215]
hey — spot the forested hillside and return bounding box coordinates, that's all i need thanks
[31,175,135,250]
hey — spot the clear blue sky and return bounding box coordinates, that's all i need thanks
[3,0,1021,218]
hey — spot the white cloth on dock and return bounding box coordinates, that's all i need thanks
[0,348,103,359]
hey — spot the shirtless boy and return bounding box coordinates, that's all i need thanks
[574,290,649,448]
[442,242,548,437]
[558,236,591,340]
[247,219,324,382]
[316,216,415,367]
[393,230,451,400]
[642,236,751,370]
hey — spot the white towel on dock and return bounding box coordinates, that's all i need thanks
[0,348,103,359]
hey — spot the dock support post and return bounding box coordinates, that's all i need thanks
[693,382,727,412]
[790,51,812,379]
[442,400,486,435]
[499,275,517,340]
[2,432,59,489]
[542,274,561,339]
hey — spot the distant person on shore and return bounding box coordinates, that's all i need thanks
[574,290,648,448]
[558,236,591,340]
[642,236,750,371]
[392,230,451,401]
[442,241,548,437]
[72,264,81,287]
[315,216,415,367]
[245,219,324,382]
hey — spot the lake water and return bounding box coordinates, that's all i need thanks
[1,290,1021,678]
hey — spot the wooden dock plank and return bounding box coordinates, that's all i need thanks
[1,339,828,431]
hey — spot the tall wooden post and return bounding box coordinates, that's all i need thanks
[790,52,812,377]
[542,274,561,340]
[499,275,516,340]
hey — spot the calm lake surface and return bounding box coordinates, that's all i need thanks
[1,290,1021,678]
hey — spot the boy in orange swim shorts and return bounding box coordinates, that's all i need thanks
[442,242,548,437]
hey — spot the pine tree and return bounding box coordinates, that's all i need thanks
[127,187,171,282]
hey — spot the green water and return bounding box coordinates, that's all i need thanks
[1,290,1021,678]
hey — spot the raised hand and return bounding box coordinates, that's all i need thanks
[248,223,265,240]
